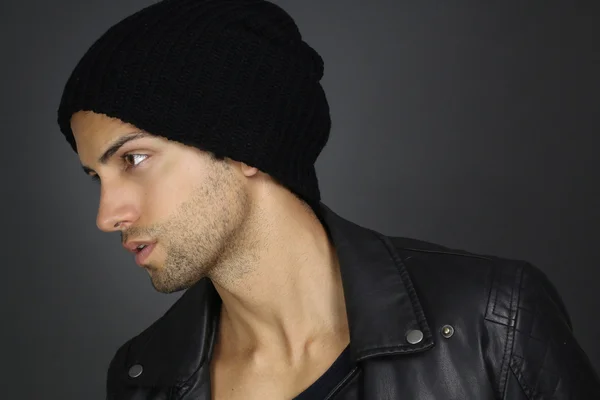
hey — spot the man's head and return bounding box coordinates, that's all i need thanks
[73,110,262,293]
[58,0,331,292]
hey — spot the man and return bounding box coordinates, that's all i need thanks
[57,0,599,399]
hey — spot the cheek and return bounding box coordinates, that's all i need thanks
[141,158,205,219]
[143,175,192,220]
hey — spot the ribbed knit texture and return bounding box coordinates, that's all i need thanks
[57,0,330,207]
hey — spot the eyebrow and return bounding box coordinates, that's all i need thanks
[81,131,151,175]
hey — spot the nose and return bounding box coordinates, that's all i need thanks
[96,182,139,232]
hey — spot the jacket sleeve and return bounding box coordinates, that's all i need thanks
[504,262,600,399]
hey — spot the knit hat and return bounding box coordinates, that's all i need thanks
[57,0,330,208]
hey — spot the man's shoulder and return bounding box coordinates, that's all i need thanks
[386,234,573,331]
[383,235,600,397]
[388,234,526,280]
[389,234,516,264]
[385,235,554,326]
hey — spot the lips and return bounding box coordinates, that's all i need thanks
[123,241,157,266]
[134,242,156,266]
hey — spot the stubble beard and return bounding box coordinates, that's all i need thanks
[144,163,253,293]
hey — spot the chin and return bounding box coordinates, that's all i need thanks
[150,279,185,294]
[149,273,195,294]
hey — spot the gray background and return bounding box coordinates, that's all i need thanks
[2,0,599,398]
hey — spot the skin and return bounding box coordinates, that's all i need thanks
[71,110,350,399]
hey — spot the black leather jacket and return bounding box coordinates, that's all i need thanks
[106,203,600,399]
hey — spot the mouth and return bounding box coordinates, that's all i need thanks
[135,244,149,252]
[134,242,156,266]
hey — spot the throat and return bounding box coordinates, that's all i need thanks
[212,301,350,369]
[209,327,351,400]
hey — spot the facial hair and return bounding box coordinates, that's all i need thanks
[122,161,254,293]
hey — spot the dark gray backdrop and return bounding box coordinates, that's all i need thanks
[2,1,599,399]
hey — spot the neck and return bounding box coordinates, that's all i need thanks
[208,191,349,363]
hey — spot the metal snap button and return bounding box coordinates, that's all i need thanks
[441,324,455,339]
[128,364,143,378]
[406,329,424,344]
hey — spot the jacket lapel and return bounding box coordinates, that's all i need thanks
[114,278,221,392]
[319,203,435,361]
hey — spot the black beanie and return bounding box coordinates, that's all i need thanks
[57,0,330,208]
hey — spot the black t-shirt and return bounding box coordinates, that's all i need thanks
[293,345,354,400]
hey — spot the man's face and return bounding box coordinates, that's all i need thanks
[71,111,251,293]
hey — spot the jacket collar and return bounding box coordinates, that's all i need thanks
[319,203,434,361]
[118,202,434,388]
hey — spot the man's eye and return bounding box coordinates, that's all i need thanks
[122,154,148,167]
